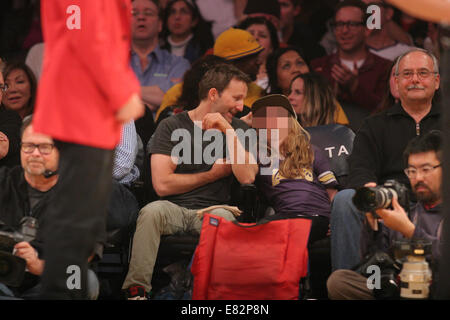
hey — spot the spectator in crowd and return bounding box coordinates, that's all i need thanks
[373,57,401,114]
[251,94,338,220]
[0,65,22,168]
[160,0,214,64]
[330,48,442,271]
[327,130,444,299]
[250,94,339,298]
[310,0,391,113]
[1,62,36,119]
[288,72,356,187]
[237,16,280,91]
[0,117,101,300]
[122,63,257,299]
[277,0,326,61]
[266,46,310,95]
[213,27,265,116]
[131,0,190,112]
[155,54,226,124]
[363,0,413,61]
[319,0,413,55]
[288,72,345,127]
[267,46,349,126]
[106,121,141,241]
[131,0,190,148]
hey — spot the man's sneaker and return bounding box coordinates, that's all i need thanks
[125,286,148,300]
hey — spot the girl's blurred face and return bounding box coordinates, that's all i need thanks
[288,77,305,115]
[167,0,196,38]
[253,106,290,148]
[276,50,309,94]
[4,68,31,115]
[247,23,272,62]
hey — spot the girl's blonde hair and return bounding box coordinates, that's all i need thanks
[278,117,314,179]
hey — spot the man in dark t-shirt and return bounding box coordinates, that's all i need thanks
[122,64,259,299]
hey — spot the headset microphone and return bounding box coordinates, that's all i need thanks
[43,170,58,178]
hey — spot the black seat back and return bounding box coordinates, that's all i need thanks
[306,124,355,188]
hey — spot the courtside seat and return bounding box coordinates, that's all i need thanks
[306,123,355,189]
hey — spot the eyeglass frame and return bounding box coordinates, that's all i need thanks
[131,9,158,18]
[0,83,8,92]
[21,142,55,155]
[331,21,365,31]
[404,164,441,179]
[395,69,439,80]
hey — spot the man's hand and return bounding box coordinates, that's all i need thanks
[14,242,45,276]
[0,131,9,159]
[331,62,359,93]
[141,85,164,109]
[366,197,415,238]
[116,93,145,124]
[203,113,233,133]
[210,158,232,179]
[240,112,253,127]
[364,182,377,188]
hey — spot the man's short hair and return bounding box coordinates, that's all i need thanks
[334,0,369,22]
[394,48,440,75]
[198,64,251,101]
[403,130,442,165]
[132,0,163,19]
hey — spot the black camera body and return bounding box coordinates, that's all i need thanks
[355,250,402,300]
[352,179,410,214]
[0,217,38,287]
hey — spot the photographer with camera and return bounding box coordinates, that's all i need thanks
[330,48,442,271]
[0,117,100,299]
[327,130,444,299]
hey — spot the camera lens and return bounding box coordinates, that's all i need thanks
[353,187,396,212]
[352,187,378,212]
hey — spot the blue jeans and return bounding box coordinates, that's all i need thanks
[330,189,365,271]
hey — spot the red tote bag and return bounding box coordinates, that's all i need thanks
[191,214,312,300]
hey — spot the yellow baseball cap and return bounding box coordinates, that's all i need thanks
[213,28,264,61]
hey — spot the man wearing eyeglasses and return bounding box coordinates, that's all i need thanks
[327,130,443,299]
[330,48,441,272]
[0,117,102,299]
[310,0,391,113]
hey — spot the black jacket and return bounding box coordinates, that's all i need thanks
[347,102,441,189]
[0,166,104,258]
[0,166,53,255]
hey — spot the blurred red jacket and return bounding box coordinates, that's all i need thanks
[34,0,140,149]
